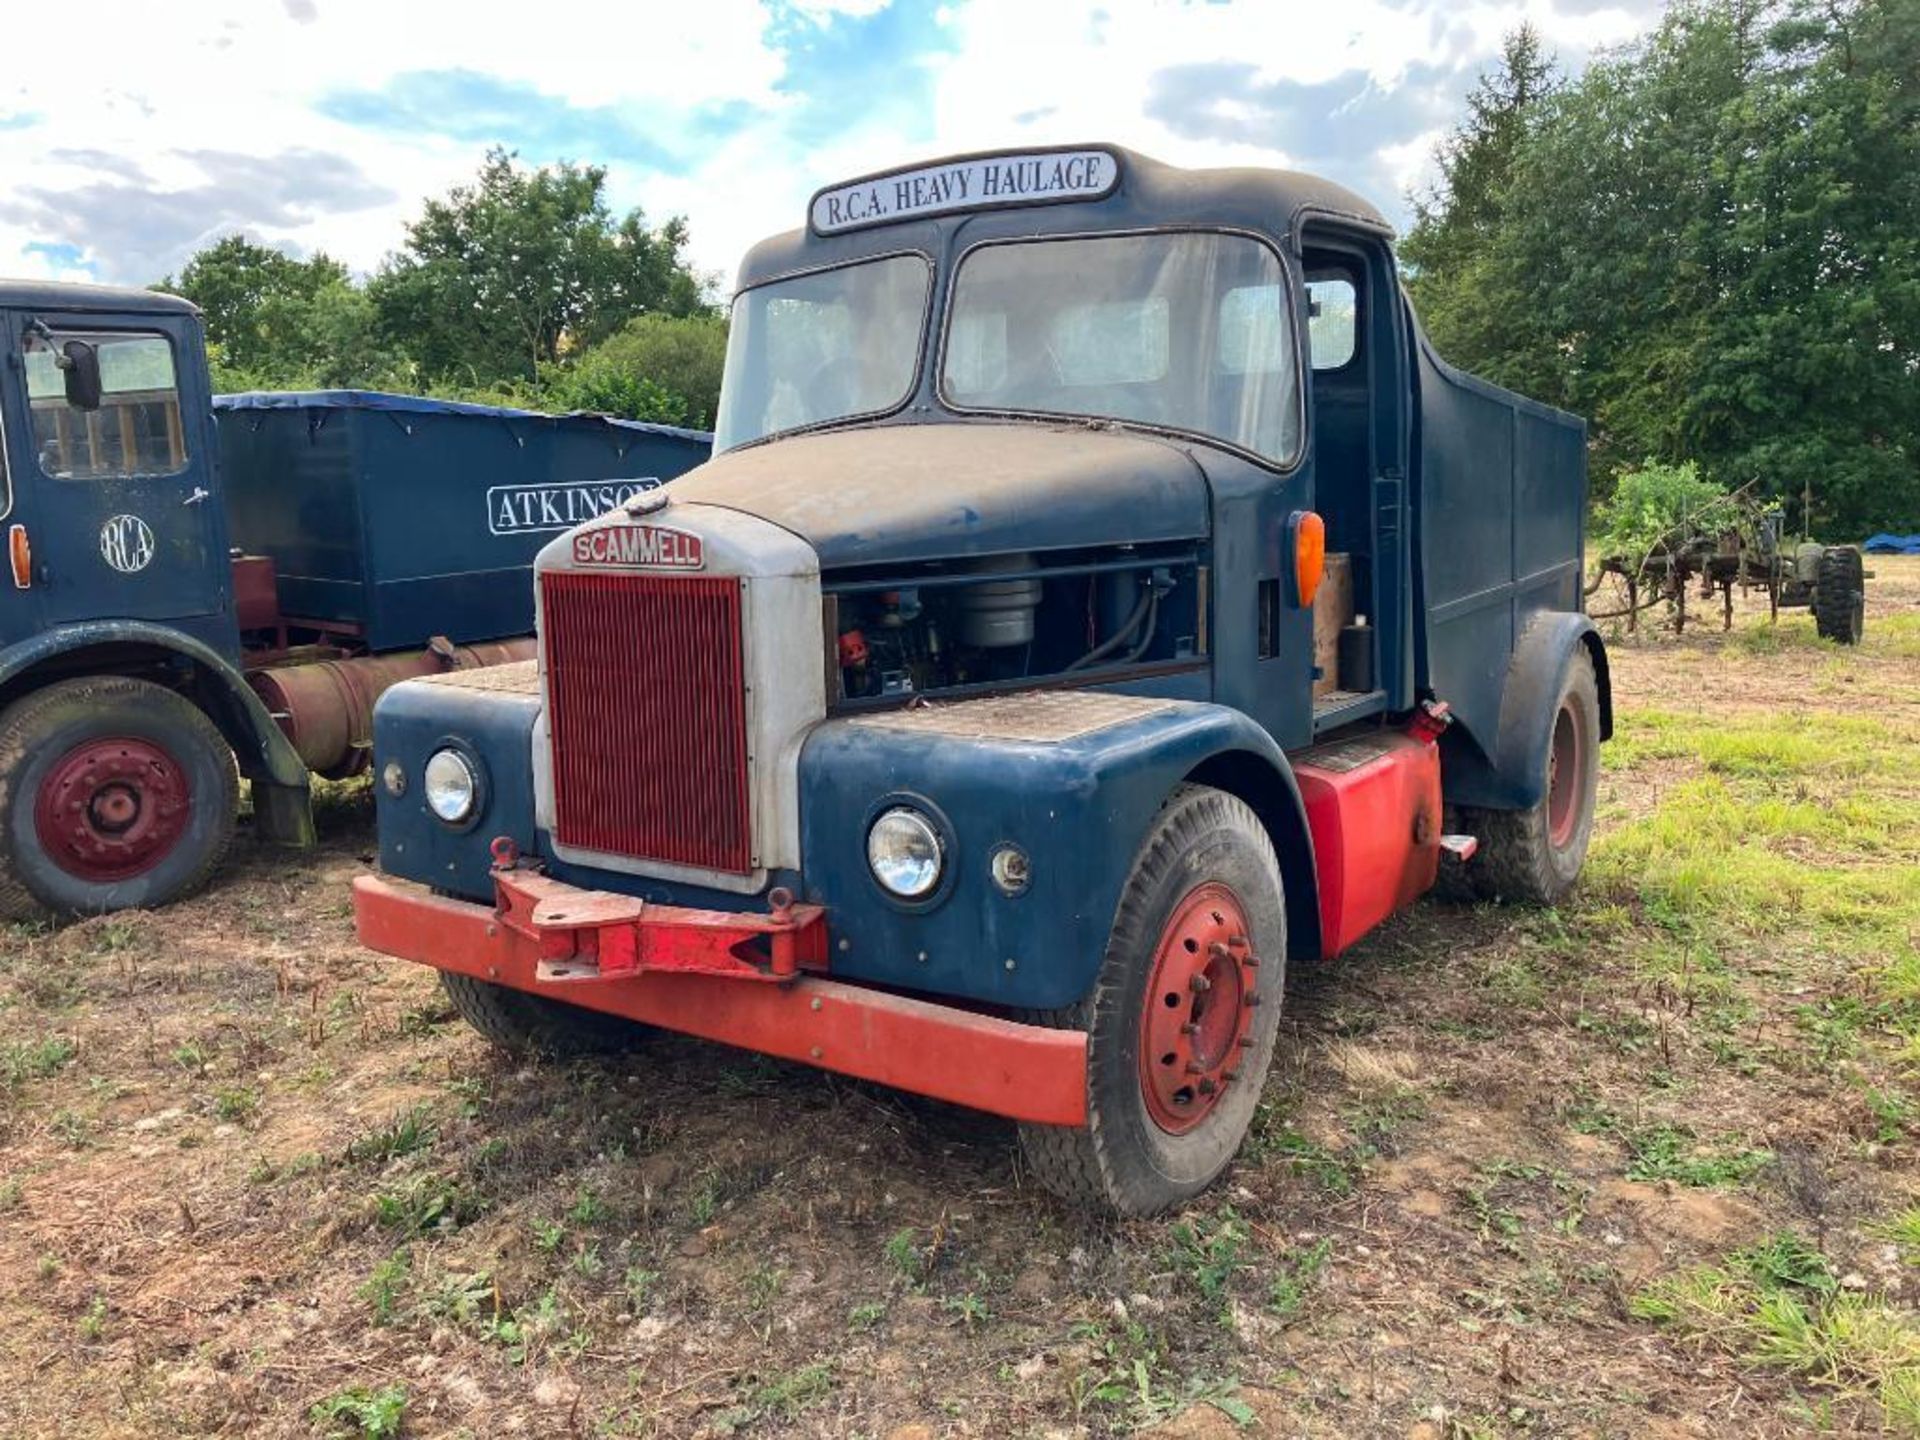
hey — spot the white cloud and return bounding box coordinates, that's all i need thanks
[0,0,1655,290]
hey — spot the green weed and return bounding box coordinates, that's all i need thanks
[309,1384,407,1439]
[1625,1124,1771,1187]
[346,1106,436,1165]
[1633,1229,1920,1432]
[3,1036,76,1088]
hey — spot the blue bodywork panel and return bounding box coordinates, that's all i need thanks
[214,392,711,652]
[796,702,1309,1008]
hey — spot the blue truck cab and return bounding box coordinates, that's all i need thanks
[0,280,709,920]
[355,146,1611,1215]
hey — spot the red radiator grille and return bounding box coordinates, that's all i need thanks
[540,570,753,874]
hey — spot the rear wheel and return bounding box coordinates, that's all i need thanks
[1813,546,1865,644]
[1457,651,1601,905]
[440,972,649,1059]
[1018,785,1286,1216]
[0,677,236,920]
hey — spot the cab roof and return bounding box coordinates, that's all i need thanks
[737,143,1391,290]
[0,278,198,318]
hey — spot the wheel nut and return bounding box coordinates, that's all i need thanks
[1197,1078,1218,1096]
[1181,1022,1200,1037]
[1208,941,1230,960]
[1189,974,1211,994]
[1244,993,1261,1008]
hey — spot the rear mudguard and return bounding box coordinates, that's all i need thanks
[798,696,1320,1010]
[0,621,314,846]
[1438,611,1612,811]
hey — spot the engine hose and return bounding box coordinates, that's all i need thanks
[1067,585,1152,671]
[1120,592,1161,664]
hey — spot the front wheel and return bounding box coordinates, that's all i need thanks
[1019,785,1286,1216]
[441,972,650,1059]
[0,676,237,921]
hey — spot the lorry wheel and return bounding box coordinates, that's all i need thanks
[0,677,237,921]
[1018,785,1286,1216]
[1813,546,1865,644]
[1460,650,1600,906]
[440,972,649,1058]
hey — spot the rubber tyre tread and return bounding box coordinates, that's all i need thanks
[0,676,237,921]
[1017,784,1286,1216]
[1458,650,1601,906]
[1813,547,1865,645]
[440,971,649,1059]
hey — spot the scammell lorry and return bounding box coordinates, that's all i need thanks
[0,279,710,919]
[354,146,1611,1214]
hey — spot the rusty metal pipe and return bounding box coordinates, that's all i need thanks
[249,639,535,779]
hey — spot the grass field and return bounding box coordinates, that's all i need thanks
[2,557,1916,1439]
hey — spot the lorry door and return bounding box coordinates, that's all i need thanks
[4,312,228,629]
[1299,229,1413,727]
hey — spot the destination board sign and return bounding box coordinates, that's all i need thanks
[810,149,1118,235]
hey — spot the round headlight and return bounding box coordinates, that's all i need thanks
[866,807,944,899]
[423,748,478,825]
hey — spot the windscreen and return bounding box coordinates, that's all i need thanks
[714,254,931,451]
[941,232,1301,464]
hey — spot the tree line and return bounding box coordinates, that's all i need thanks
[156,148,726,430]
[1404,0,1918,539]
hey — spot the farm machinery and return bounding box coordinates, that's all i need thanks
[1591,498,1868,643]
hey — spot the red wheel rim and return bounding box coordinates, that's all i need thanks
[33,737,192,883]
[1138,883,1260,1135]
[1546,701,1583,849]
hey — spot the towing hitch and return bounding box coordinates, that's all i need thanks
[489,861,828,985]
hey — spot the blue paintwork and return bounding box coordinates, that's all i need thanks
[213,392,711,652]
[0,305,235,657]
[795,703,1315,1008]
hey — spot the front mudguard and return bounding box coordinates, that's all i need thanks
[798,698,1317,1011]
[0,621,314,846]
[1439,611,1611,811]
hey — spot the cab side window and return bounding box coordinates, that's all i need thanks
[1305,277,1358,371]
[23,331,189,480]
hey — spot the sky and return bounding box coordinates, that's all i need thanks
[0,0,1661,297]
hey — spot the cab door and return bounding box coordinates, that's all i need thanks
[5,312,229,630]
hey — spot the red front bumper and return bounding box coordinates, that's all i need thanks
[352,871,1089,1128]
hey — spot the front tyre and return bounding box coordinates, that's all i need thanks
[0,677,237,921]
[441,972,650,1059]
[1019,785,1286,1216]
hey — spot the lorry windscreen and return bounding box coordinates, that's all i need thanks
[941,231,1301,465]
[715,253,932,452]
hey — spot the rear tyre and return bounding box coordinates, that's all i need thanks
[1459,650,1601,905]
[1813,546,1865,645]
[1018,785,1286,1216]
[440,972,649,1059]
[0,677,237,921]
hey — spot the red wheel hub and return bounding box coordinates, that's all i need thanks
[1546,700,1584,849]
[1139,883,1260,1134]
[33,737,192,883]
